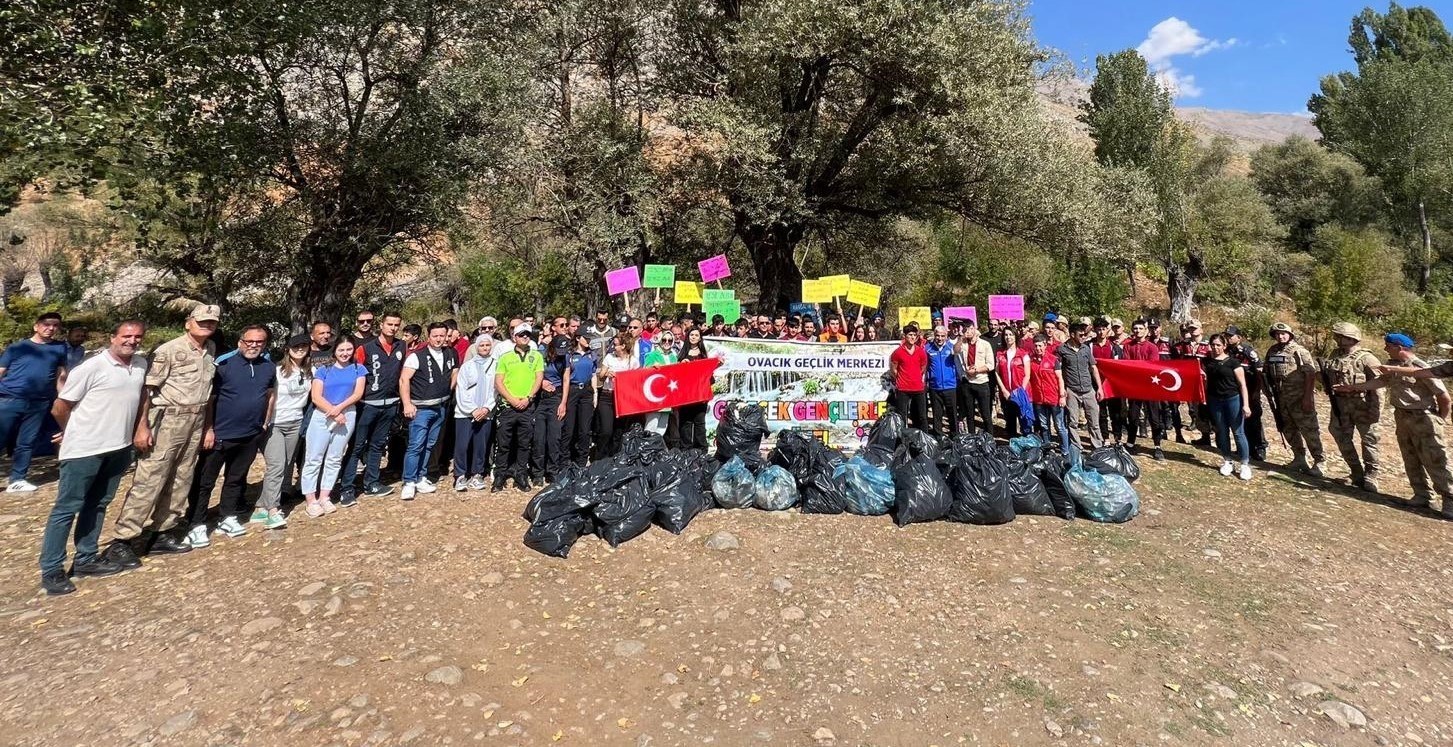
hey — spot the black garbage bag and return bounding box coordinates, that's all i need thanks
[649,451,713,534]
[714,402,769,462]
[711,455,756,508]
[769,430,816,478]
[893,427,943,471]
[1034,451,1076,520]
[523,511,595,558]
[948,431,996,460]
[891,453,952,526]
[1008,434,1044,465]
[861,412,906,467]
[753,465,799,510]
[770,430,849,514]
[522,468,593,523]
[944,447,1015,525]
[1084,444,1140,483]
[999,447,1053,516]
[592,470,655,547]
[618,426,667,466]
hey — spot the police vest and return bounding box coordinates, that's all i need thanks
[360,337,406,402]
[408,347,457,406]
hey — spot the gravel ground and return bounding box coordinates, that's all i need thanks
[0,427,1450,746]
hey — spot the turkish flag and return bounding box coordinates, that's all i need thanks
[1098,358,1206,403]
[615,358,721,416]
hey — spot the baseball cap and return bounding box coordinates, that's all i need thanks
[1224,325,1243,337]
[286,333,310,348]
[1385,333,1415,348]
[189,304,221,322]
[512,323,533,337]
[614,313,631,328]
[1186,318,1202,329]
[551,335,572,353]
[1043,313,1058,323]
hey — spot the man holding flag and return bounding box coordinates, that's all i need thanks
[1103,319,1207,463]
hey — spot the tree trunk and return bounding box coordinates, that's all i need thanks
[1166,262,1196,323]
[1418,197,1432,294]
[740,222,805,312]
[286,233,372,333]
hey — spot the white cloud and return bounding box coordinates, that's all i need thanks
[1135,17,1236,100]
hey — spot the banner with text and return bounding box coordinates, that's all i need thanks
[705,336,894,450]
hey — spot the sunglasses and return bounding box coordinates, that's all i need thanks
[356,318,374,324]
[629,325,642,331]
[482,325,496,330]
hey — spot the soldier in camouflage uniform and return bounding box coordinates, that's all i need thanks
[1264,323,1326,475]
[1322,322,1383,492]
[1337,333,1453,519]
[102,304,220,567]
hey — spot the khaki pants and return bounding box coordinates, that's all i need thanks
[1395,408,1452,501]
[1275,395,1325,462]
[110,406,206,542]
[1329,413,1381,481]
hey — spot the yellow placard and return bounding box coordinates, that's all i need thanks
[899,306,932,331]
[674,280,704,305]
[801,278,834,303]
[821,274,851,298]
[847,279,882,308]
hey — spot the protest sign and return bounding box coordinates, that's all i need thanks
[705,299,741,323]
[801,278,834,303]
[899,306,932,330]
[605,266,641,296]
[821,274,851,298]
[698,254,732,283]
[643,264,676,289]
[846,279,882,308]
[703,288,735,304]
[987,294,1025,320]
[941,306,977,326]
[674,281,704,305]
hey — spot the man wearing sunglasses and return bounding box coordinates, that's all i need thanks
[350,311,376,345]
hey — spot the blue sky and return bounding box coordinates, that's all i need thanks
[1028,0,1453,113]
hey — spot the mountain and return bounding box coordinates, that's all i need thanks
[1037,76,1320,151]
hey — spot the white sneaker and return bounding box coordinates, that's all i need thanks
[401,483,417,501]
[467,475,488,491]
[1238,464,1253,481]
[5,479,38,493]
[214,516,247,538]
[453,476,469,492]
[418,476,435,489]
[1218,461,1234,477]
[415,479,437,494]
[185,524,211,548]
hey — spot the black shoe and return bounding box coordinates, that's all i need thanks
[70,557,125,578]
[103,541,142,569]
[1252,449,1267,462]
[339,491,358,508]
[515,475,534,491]
[490,478,506,493]
[1174,432,1188,445]
[1153,447,1166,462]
[363,484,394,498]
[41,570,75,596]
[148,531,192,555]
[1193,436,1212,447]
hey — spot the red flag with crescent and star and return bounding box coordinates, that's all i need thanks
[614,358,722,416]
[1097,358,1206,403]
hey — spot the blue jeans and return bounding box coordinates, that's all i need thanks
[453,417,493,477]
[1034,403,1071,453]
[340,402,398,492]
[1207,396,1250,464]
[0,396,50,482]
[403,405,445,484]
[39,447,133,574]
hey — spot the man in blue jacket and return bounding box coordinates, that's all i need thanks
[925,324,961,438]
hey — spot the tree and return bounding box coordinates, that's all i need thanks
[654,0,1103,310]
[1078,50,1174,169]
[1311,3,1453,292]
[1248,136,1383,252]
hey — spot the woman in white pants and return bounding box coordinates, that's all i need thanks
[253,336,313,527]
[300,339,366,517]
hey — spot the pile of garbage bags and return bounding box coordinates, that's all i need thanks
[521,408,1140,558]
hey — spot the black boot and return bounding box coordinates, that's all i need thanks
[41,570,75,596]
[104,540,143,569]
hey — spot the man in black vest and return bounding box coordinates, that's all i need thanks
[339,312,404,505]
[399,322,458,500]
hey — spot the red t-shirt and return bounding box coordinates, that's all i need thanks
[890,344,929,393]
[1122,340,1161,362]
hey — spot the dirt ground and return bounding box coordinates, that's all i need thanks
[0,424,1450,747]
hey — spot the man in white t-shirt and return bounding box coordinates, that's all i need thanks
[39,321,149,595]
[399,323,458,500]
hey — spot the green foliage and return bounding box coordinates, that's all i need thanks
[1295,227,1412,331]
[1079,50,1173,169]
[1046,259,1130,319]
[458,250,577,319]
[1248,136,1383,251]
[909,221,1054,308]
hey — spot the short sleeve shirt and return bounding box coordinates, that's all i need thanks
[890,344,929,393]
[497,348,545,400]
[146,335,217,406]
[0,339,68,400]
[315,363,367,406]
[56,351,148,460]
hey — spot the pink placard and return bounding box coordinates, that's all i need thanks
[987,295,1024,320]
[942,306,977,326]
[698,254,732,283]
[605,266,642,296]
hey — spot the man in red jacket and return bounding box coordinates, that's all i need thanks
[1122,319,1166,462]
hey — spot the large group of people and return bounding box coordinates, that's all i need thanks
[4,302,1451,596]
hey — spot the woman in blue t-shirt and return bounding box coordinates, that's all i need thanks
[300,339,366,517]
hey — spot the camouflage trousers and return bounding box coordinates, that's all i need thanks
[1329,412,1382,481]
[1393,408,1453,501]
[1275,396,1324,462]
[109,405,206,543]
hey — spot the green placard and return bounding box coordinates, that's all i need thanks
[704,299,741,323]
[703,288,736,304]
[643,264,676,289]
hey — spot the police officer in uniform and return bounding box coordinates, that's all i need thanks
[1322,322,1383,492]
[1224,326,1268,460]
[1263,322,1326,476]
[1336,333,1453,519]
[103,304,220,565]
